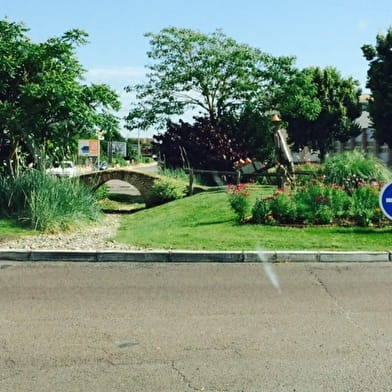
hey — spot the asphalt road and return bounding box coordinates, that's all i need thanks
[1,262,392,391]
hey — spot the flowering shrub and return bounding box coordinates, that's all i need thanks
[294,181,351,224]
[227,183,251,224]
[245,179,388,227]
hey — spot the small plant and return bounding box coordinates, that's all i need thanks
[94,184,109,200]
[149,178,186,206]
[350,183,380,226]
[251,198,271,224]
[227,183,251,224]
[269,189,297,224]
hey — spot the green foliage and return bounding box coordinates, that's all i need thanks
[0,18,120,175]
[125,27,296,130]
[149,178,186,206]
[362,26,392,147]
[284,66,362,159]
[95,184,109,200]
[0,170,101,231]
[350,184,381,226]
[268,189,297,223]
[222,106,275,164]
[322,151,391,189]
[227,183,251,224]
[249,179,386,227]
[251,198,272,224]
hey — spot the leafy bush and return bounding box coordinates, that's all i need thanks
[322,150,391,190]
[95,184,109,200]
[294,181,351,224]
[227,183,251,224]
[247,179,386,227]
[269,189,297,223]
[251,198,271,224]
[0,170,102,231]
[149,178,186,206]
[350,183,381,226]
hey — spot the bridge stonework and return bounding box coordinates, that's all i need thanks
[78,169,161,207]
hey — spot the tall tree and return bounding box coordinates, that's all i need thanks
[362,26,392,147]
[125,27,296,131]
[282,66,361,160]
[0,19,120,175]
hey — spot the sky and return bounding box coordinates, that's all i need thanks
[2,0,392,137]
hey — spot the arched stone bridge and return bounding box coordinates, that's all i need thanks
[78,168,161,207]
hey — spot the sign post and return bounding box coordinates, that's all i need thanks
[379,182,392,220]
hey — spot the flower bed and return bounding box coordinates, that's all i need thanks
[258,181,388,227]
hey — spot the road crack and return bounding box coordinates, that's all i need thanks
[171,360,204,391]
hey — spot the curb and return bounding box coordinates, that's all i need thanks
[0,250,391,263]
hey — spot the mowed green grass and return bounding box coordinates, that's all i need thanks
[114,188,392,251]
[0,219,36,240]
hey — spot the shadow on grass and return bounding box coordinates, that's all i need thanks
[193,218,233,226]
[335,227,392,235]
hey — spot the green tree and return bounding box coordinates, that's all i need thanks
[0,19,120,175]
[283,67,361,160]
[125,27,296,131]
[362,26,392,147]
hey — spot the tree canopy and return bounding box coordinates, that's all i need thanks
[362,26,392,147]
[282,66,361,160]
[125,27,297,131]
[0,19,120,175]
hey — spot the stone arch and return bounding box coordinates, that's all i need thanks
[78,169,160,207]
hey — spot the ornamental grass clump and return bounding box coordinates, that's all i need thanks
[227,183,251,224]
[0,169,102,232]
[322,150,391,190]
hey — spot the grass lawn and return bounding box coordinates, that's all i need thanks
[114,188,392,251]
[0,219,36,242]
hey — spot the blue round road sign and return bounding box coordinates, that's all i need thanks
[379,182,392,220]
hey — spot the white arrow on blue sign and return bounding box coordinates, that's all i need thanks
[379,182,392,220]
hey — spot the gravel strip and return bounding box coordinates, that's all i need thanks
[1,214,138,251]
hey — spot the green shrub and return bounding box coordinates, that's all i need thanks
[251,198,271,224]
[269,189,297,223]
[149,178,186,206]
[95,184,109,200]
[322,150,391,190]
[350,184,380,226]
[248,179,386,227]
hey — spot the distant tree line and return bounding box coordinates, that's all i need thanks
[1,19,391,177]
[126,27,392,171]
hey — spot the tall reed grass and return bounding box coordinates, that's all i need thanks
[0,170,102,232]
[322,150,391,187]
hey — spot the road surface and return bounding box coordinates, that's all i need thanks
[1,262,391,391]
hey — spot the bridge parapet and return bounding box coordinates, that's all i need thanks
[78,168,161,207]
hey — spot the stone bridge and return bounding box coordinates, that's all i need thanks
[78,168,161,207]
